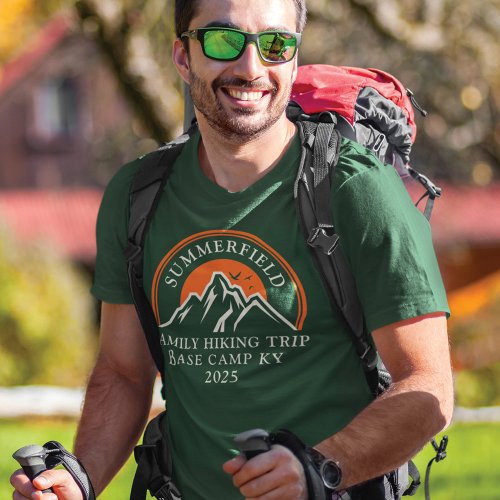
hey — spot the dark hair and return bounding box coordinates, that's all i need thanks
[174,0,307,37]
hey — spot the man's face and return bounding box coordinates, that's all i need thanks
[182,0,298,141]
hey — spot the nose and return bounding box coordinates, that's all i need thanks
[231,42,266,81]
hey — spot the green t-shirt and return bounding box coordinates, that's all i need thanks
[91,129,449,499]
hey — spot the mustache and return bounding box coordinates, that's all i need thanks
[212,77,278,94]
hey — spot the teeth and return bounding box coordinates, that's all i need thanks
[227,89,264,101]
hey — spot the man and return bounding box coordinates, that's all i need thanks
[11,0,453,498]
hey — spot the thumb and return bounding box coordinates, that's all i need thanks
[33,469,83,500]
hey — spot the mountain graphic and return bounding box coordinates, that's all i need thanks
[160,272,296,333]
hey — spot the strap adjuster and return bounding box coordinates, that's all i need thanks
[359,344,378,371]
[408,168,442,198]
[124,241,142,262]
[153,479,182,500]
[307,227,339,255]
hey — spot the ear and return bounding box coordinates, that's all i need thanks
[172,38,191,85]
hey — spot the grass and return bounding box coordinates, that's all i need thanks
[1,419,499,499]
[0,418,136,499]
[412,423,500,500]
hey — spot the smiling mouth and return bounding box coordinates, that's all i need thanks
[225,88,267,101]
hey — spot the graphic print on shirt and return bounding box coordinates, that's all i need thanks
[152,230,309,384]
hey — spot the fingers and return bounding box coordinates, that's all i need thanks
[222,454,246,475]
[10,469,83,500]
[10,469,35,499]
[34,469,84,500]
[225,445,307,500]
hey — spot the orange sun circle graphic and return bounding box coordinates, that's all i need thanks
[180,259,267,304]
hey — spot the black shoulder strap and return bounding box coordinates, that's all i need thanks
[124,131,192,379]
[131,411,181,500]
[294,119,380,394]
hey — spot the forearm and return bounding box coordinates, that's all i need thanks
[315,371,453,488]
[74,354,156,495]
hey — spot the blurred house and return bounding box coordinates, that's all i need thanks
[430,183,500,370]
[0,14,499,301]
[0,13,139,189]
[0,13,141,266]
[0,189,100,265]
[427,182,500,293]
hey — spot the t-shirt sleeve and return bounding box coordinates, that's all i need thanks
[90,159,141,304]
[333,140,450,332]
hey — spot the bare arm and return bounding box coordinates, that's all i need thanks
[11,302,157,499]
[74,302,158,495]
[315,312,454,488]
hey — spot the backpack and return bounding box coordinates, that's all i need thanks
[125,64,445,500]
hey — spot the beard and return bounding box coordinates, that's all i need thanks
[189,69,292,141]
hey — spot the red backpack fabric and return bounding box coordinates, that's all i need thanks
[288,64,428,169]
[291,64,417,138]
[288,64,439,218]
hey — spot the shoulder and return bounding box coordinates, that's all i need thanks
[331,137,423,229]
[103,157,142,199]
[97,149,164,228]
[333,137,417,210]
[334,137,388,192]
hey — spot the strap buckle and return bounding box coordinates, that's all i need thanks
[408,168,442,198]
[307,227,339,256]
[153,478,182,500]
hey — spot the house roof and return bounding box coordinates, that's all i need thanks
[0,14,72,99]
[0,182,498,263]
[0,189,102,262]
[407,181,500,246]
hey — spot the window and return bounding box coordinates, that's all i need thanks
[32,76,79,139]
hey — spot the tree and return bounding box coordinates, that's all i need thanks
[305,0,500,184]
[74,0,184,143]
[5,0,497,182]
[0,0,68,63]
[68,0,499,183]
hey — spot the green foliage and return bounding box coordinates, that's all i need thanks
[0,229,96,386]
[454,363,500,407]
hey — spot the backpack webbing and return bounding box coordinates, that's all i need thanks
[294,119,383,395]
[124,131,191,378]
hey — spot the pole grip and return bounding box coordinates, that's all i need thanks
[234,429,271,460]
[13,444,53,494]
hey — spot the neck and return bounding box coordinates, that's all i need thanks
[196,114,296,192]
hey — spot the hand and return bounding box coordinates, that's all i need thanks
[223,445,307,500]
[10,469,84,500]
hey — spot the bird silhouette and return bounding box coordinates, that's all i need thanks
[229,271,241,280]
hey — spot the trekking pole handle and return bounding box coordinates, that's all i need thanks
[234,429,271,460]
[13,444,53,494]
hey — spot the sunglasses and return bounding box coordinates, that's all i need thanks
[181,27,301,64]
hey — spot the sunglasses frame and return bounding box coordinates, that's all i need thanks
[181,27,302,64]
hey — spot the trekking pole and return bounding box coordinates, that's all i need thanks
[13,444,53,494]
[234,429,271,459]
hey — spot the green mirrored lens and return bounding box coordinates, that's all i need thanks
[258,33,297,62]
[204,30,245,59]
